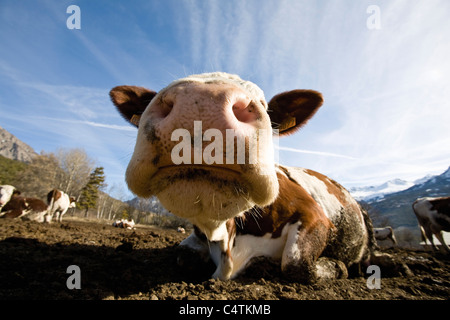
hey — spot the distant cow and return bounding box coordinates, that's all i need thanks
[374,227,397,245]
[0,194,48,222]
[111,72,384,282]
[177,226,186,234]
[113,218,135,230]
[0,185,20,210]
[413,196,450,252]
[47,189,76,223]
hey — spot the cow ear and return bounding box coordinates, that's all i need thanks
[268,90,323,136]
[110,85,157,127]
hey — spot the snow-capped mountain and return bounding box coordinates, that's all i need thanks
[349,167,450,202]
[354,166,450,228]
[349,179,415,201]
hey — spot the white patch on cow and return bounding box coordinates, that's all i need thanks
[281,167,343,220]
[280,222,304,270]
[229,223,292,279]
[22,210,47,223]
[413,198,435,221]
[0,185,16,208]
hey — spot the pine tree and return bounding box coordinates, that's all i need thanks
[78,167,106,217]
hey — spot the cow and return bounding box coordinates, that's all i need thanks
[374,227,397,245]
[0,194,48,222]
[177,226,186,234]
[412,196,450,252]
[113,218,135,230]
[46,189,76,223]
[0,185,20,210]
[110,72,380,282]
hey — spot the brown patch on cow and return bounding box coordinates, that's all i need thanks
[226,219,237,251]
[236,171,334,239]
[47,189,61,204]
[430,197,450,217]
[429,197,450,230]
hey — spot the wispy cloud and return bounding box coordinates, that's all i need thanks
[275,145,358,160]
[1,0,449,192]
[35,117,135,132]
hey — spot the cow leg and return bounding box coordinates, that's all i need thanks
[424,227,439,251]
[58,208,68,222]
[44,213,52,223]
[389,233,397,245]
[434,231,450,253]
[210,239,233,280]
[281,222,338,283]
[419,226,429,248]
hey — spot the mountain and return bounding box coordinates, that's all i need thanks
[127,195,171,216]
[361,166,450,228]
[350,179,415,201]
[0,125,38,163]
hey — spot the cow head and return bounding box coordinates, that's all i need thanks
[0,185,20,208]
[69,197,77,208]
[111,72,323,236]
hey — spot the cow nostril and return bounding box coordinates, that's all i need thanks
[232,100,255,123]
[160,99,174,118]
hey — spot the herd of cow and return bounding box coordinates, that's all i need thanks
[0,185,137,230]
[0,185,76,223]
[1,184,448,253]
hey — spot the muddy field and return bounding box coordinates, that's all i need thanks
[0,218,449,301]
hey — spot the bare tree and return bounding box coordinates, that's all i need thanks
[55,148,95,197]
[14,152,64,198]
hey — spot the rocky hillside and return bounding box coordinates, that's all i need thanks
[0,125,38,163]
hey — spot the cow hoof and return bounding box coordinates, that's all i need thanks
[282,262,317,284]
[370,252,413,277]
[315,257,348,281]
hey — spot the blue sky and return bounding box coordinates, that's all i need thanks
[1,0,449,200]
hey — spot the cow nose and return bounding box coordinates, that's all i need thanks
[232,95,256,124]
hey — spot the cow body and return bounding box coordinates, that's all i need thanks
[374,227,397,245]
[113,218,135,229]
[180,166,371,280]
[111,72,377,282]
[0,194,48,222]
[47,189,76,223]
[413,196,450,252]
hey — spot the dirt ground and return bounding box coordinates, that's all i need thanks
[0,218,449,300]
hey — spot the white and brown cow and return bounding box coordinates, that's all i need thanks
[374,227,397,245]
[413,196,450,252]
[0,193,48,222]
[46,189,77,223]
[0,185,20,210]
[113,218,135,229]
[110,72,378,282]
